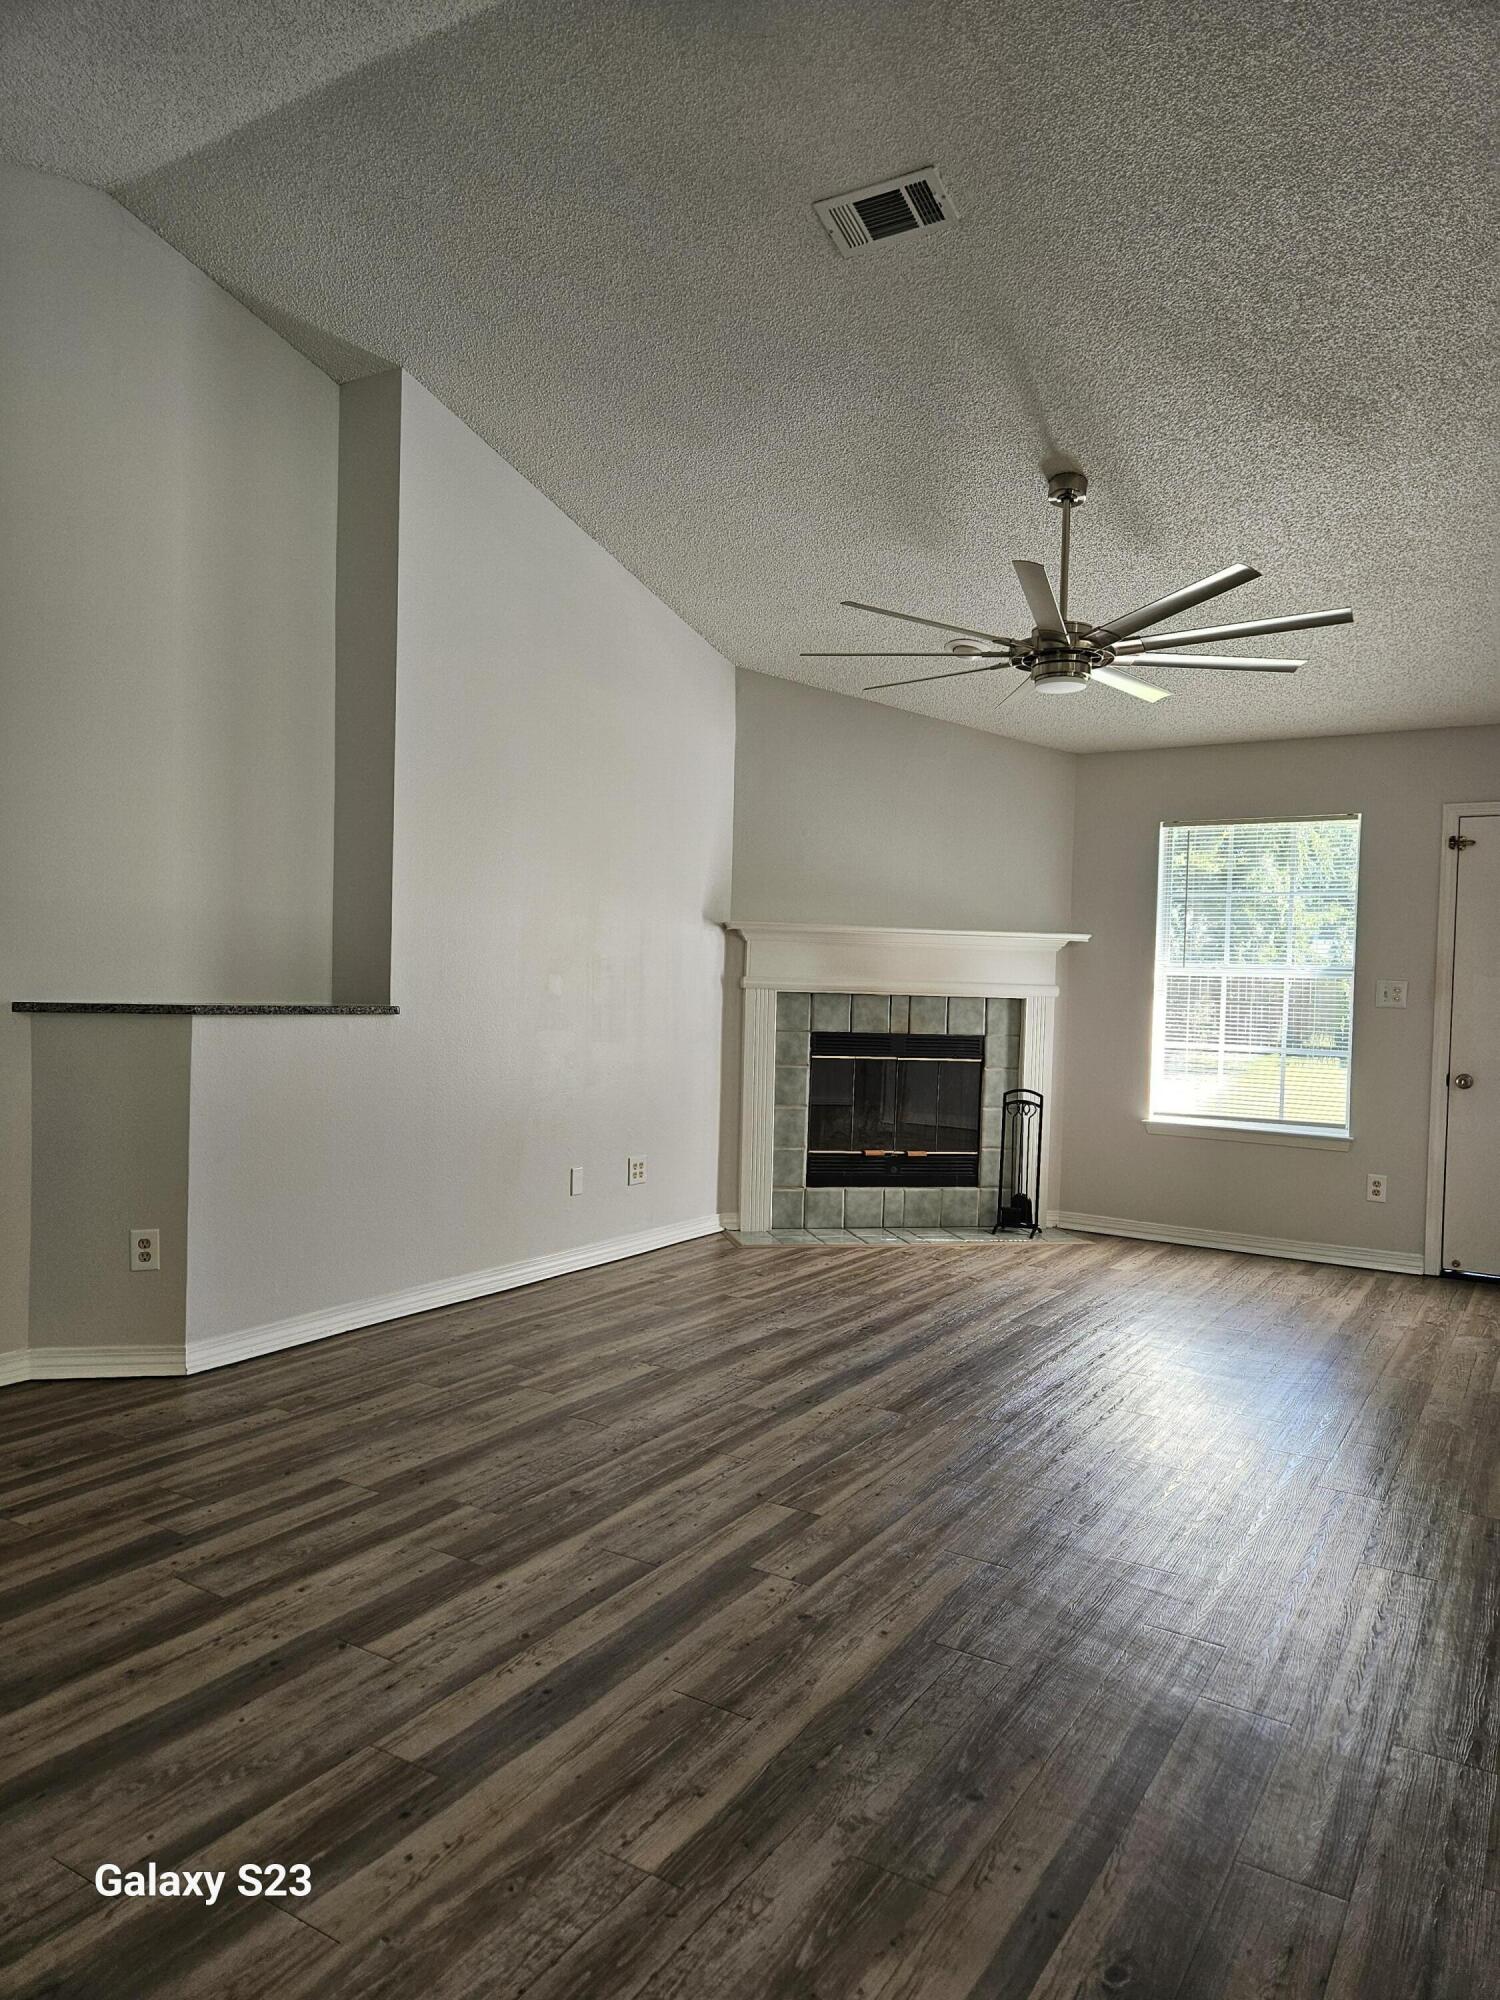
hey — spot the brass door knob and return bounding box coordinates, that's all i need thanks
[1453,1073,1474,1089]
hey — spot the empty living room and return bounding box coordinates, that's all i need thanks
[2,3,1498,1995]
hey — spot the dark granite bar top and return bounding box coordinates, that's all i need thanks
[13,1002,399,1016]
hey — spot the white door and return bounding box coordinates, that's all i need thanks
[1443,813,1500,1276]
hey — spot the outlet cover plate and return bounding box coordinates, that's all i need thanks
[1375,980,1408,1008]
[130,1228,160,1270]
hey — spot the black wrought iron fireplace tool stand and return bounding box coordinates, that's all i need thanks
[994,1088,1044,1237]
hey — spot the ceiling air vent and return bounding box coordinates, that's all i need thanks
[813,168,956,256]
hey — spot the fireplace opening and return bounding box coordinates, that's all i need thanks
[805,1031,983,1187]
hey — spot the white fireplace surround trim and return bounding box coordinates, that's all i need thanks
[726,923,1089,1234]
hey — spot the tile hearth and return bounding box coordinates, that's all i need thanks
[730,1226,1074,1248]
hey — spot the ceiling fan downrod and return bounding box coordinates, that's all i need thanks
[1046,468,1088,628]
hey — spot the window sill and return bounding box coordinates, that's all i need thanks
[1143,1117,1352,1151]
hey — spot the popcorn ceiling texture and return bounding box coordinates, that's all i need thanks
[3,0,1494,752]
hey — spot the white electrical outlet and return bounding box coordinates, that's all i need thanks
[130,1228,160,1270]
[569,1166,584,1196]
[1366,1174,1387,1204]
[627,1157,647,1186]
[1375,980,1408,1009]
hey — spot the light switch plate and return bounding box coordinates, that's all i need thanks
[1375,980,1407,1008]
[569,1166,584,1196]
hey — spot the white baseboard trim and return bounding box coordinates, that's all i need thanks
[1050,1211,1425,1276]
[186,1212,728,1376]
[719,1212,740,1232]
[21,1345,186,1381]
[0,1349,31,1387]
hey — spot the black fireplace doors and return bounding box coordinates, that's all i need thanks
[805,1031,982,1187]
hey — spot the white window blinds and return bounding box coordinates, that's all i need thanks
[1151,816,1360,1132]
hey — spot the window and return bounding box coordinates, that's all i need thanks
[1150,816,1360,1135]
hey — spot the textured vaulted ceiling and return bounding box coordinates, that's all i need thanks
[4,0,1496,750]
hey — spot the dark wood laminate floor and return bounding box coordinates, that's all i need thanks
[2,1233,1498,1998]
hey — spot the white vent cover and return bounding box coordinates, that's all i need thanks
[813,168,956,256]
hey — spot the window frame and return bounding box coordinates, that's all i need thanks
[1147,813,1361,1142]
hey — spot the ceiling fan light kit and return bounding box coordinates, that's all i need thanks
[801,469,1353,713]
[1031,662,1090,695]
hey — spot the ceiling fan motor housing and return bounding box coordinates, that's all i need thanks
[1046,469,1088,506]
[1020,620,1108,692]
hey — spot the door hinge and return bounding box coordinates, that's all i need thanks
[1448,833,1476,850]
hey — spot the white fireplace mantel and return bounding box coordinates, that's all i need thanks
[728,922,1088,999]
[725,922,1089,1233]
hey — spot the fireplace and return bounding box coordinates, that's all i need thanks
[726,925,1087,1235]
[806,1030,983,1187]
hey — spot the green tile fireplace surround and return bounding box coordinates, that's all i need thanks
[769,990,1021,1233]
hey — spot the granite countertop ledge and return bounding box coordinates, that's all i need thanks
[12,1001,399,1016]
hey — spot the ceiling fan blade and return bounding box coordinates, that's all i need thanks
[1111,607,1353,653]
[863,663,1010,692]
[1130,653,1301,671]
[802,651,1006,658]
[1012,559,1066,638]
[841,599,1013,646]
[1091,666,1171,703]
[1083,562,1260,645]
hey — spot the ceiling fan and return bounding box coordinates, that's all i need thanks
[802,469,1353,706]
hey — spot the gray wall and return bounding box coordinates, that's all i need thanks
[183,376,737,1346]
[0,163,338,1366]
[332,371,402,1004]
[29,1017,190,1360]
[1058,725,1500,1259]
[732,671,1078,931]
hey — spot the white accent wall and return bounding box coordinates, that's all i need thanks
[182,376,736,1354]
[0,162,337,1365]
[1057,724,1500,1266]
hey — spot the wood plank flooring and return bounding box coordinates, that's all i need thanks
[2,1232,1497,1998]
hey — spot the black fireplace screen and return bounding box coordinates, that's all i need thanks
[805,1031,983,1186]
